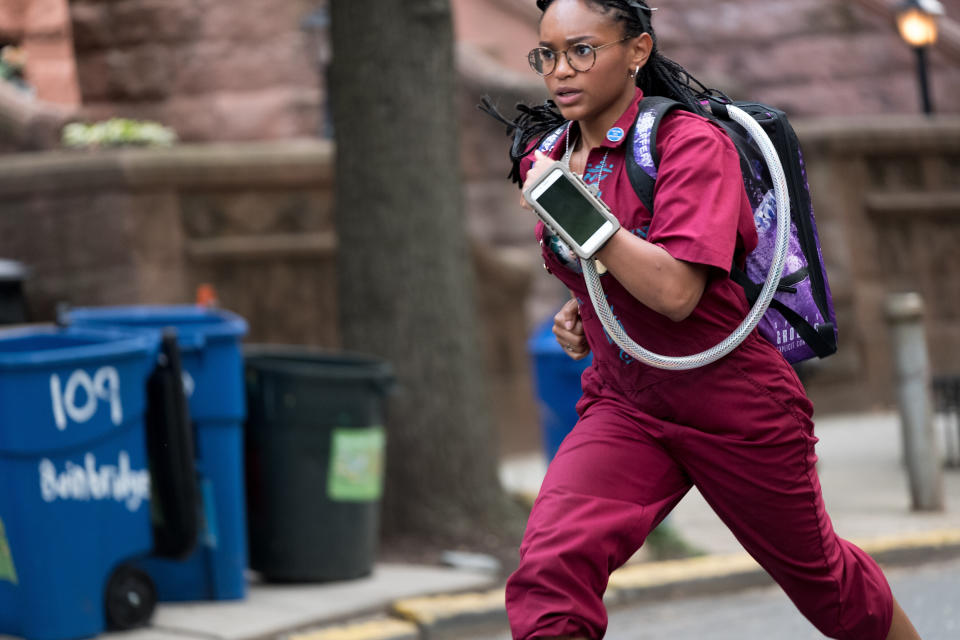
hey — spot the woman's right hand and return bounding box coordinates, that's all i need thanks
[553,297,590,360]
[520,150,554,211]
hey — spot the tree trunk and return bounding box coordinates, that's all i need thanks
[328,0,511,546]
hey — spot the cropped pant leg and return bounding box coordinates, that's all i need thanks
[658,344,894,640]
[505,377,691,640]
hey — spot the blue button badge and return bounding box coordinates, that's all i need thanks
[606,127,625,143]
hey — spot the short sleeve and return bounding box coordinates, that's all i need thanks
[646,112,756,273]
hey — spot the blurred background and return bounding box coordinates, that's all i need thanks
[0,0,959,635]
[1,0,959,430]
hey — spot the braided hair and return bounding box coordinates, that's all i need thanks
[479,0,717,185]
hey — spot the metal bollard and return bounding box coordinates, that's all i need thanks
[884,292,944,512]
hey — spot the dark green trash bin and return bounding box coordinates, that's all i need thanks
[0,260,28,325]
[243,345,394,582]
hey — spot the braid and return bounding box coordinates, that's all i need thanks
[478,96,566,186]
[537,0,715,116]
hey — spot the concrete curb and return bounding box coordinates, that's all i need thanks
[289,529,960,640]
[391,589,508,639]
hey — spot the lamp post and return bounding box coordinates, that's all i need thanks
[896,0,944,115]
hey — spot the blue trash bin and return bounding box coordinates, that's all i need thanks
[0,327,159,640]
[65,306,249,602]
[527,315,592,461]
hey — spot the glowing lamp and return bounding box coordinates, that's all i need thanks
[895,0,945,115]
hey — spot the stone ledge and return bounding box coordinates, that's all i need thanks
[795,116,960,155]
[186,233,337,261]
[0,139,333,195]
[865,191,960,218]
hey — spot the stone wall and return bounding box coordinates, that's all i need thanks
[57,0,960,148]
[0,142,339,342]
[0,140,543,455]
[794,115,960,413]
[68,0,326,142]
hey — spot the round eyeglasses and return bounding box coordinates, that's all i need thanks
[527,37,632,76]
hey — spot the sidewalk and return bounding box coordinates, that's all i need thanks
[11,411,959,640]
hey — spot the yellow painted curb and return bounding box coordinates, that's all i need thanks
[607,529,960,591]
[608,552,760,590]
[287,617,418,640]
[853,528,960,555]
[391,588,507,626]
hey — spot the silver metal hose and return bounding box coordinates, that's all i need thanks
[583,104,790,370]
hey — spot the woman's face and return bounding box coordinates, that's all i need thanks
[538,0,645,123]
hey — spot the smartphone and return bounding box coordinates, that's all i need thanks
[523,162,620,259]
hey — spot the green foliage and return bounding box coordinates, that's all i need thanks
[62,118,178,149]
[646,521,706,561]
[0,60,16,81]
[0,45,29,91]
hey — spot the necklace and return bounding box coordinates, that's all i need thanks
[563,122,610,196]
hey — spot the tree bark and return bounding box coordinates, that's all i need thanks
[328,0,510,544]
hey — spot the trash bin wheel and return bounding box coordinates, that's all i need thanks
[104,564,157,630]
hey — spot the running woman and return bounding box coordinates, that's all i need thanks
[499,1,923,638]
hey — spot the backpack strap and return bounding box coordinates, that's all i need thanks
[538,123,568,154]
[730,267,837,359]
[625,96,692,214]
[769,300,837,359]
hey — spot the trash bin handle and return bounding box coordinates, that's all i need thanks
[148,329,200,559]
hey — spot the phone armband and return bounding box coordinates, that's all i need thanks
[523,162,620,260]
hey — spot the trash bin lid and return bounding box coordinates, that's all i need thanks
[0,259,27,282]
[0,326,157,370]
[243,344,395,388]
[66,305,248,350]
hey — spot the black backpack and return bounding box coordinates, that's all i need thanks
[623,96,838,363]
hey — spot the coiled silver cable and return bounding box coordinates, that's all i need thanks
[583,104,790,370]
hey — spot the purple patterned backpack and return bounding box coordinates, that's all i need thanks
[626,96,838,363]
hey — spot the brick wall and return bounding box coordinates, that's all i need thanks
[68,0,326,142]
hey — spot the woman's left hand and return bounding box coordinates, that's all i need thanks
[553,297,590,360]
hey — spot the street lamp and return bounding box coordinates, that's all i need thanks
[896,0,944,115]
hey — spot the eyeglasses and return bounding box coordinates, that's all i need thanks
[527,37,632,76]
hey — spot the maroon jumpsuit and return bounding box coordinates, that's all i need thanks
[505,89,893,640]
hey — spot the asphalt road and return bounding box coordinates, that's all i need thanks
[478,556,960,639]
